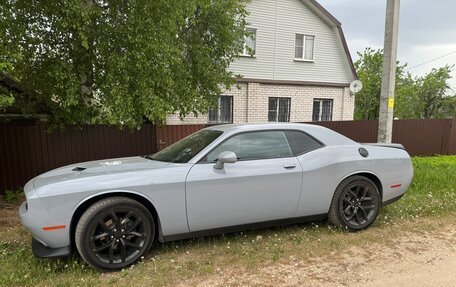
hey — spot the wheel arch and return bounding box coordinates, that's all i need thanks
[69,191,162,249]
[340,172,383,201]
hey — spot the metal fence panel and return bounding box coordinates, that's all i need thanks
[0,123,157,193]
[156,124,207,150]
[1,119,455,194]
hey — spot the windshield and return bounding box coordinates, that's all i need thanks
[147,129,223,163]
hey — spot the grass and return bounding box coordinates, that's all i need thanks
[0,156,455,287]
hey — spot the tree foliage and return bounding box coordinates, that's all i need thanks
[354,48,407,120]
[354,48,455,120]
[0,0,249,127]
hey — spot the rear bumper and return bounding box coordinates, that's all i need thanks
[382,194,404,207]
[32,238,71,258]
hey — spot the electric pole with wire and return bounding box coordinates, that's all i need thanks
[378,0,400,143]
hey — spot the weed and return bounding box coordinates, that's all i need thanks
[3,189,23,204]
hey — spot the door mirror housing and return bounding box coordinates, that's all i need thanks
[213,151,237,170]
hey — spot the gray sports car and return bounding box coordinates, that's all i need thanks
[19,123,413,270]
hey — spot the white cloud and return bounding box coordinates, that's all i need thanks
[317,0,456,89]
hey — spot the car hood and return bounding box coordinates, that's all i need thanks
[33,156,170,189]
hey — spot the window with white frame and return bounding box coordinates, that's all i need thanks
[208,96,233,124]
[268,97,291,122]
[242,28,256,56]
[312,99,333,122]
[295,34,315,61]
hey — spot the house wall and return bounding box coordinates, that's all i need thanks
[166,83,354,124]
[228,0,353,84]
[243,83,354,122]
[166,0,356,125]
[166,84,249,125]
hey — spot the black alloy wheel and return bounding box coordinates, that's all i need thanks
[329,176,380,231]
[75,197,155,270]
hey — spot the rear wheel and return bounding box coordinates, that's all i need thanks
[328,176,380,231]
[75,196,155,270]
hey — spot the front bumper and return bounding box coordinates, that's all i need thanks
[19,179,72,258]
[32,238,71,258]
[19,199,71,254]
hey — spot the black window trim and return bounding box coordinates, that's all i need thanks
[197,129,325,164]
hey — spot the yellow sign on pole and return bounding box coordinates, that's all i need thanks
[388,97,395,108]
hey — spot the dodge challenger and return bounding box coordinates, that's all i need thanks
[19,123,413,270]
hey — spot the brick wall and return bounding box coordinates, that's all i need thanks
[166,82,354,124]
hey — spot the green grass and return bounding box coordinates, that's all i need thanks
[382,156,456,219]
[0,156,455,287]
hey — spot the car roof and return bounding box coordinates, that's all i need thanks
[204,123,355,146]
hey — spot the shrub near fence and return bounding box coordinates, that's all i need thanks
[0,119,455,194]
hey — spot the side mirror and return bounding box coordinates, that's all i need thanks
[213,151,237,170]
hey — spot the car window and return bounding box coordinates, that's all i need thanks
[206,131,293,162]
[284,130,323,155]
[148,129,223,163]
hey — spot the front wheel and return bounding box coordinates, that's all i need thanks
[75,196,155,270]
[328,176,381,231]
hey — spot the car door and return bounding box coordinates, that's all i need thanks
[185,130,303,232]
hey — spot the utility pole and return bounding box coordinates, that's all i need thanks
[378,0,400,143]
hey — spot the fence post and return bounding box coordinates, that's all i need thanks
[448,118,456,155]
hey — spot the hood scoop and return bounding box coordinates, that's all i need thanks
[72,167,86,172]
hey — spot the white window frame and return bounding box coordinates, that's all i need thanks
[312,98,333,122]
[241,27,257,57]
[294,33,315,62]
[208,96,233,124]
[268,97,291,122]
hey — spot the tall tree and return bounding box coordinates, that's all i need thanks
[416,66,454,119]
[353,48,407,120]
[354,48,455,120]
[0,0,249,128]
[395,66,454,119]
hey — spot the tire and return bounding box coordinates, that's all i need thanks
[75,196,155,270]
[328,176,380,231]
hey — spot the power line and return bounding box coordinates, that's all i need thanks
[406,49,456,71]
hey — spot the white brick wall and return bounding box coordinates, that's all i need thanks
[166,82,355,124]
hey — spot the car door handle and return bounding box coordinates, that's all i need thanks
[283,164,297,169]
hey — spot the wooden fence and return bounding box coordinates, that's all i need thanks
[1,119,455,193]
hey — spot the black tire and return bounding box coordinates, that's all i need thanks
[328,176,380,231]
[75,196,155,270]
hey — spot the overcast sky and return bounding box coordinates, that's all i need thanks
[318,0,456,89]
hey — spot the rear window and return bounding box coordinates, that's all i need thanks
[284,130,323,155]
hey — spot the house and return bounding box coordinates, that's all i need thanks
[167,0,357,125]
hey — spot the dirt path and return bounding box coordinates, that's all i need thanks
[178,222,456,287]
[2,199,454,287]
